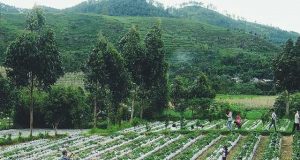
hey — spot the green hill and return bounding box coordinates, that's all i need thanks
[64,0,170,17]
[171,4,299,45]
[1,13,278,72]
[62,0,299,45]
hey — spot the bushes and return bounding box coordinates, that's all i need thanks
[274,92,300,118]
[290,92,300,113]
[13,86,91,129]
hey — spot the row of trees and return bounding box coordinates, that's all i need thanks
[0,7,172,134]
[84,23,169,127]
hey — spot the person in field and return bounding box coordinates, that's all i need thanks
[292,110,299,132]
[226,110,233,130]
[234,113,242,129]
[220,145,228,160]
[61,150,73,160]
[268,109,277,132]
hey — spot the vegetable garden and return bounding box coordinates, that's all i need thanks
[0,119,298,159]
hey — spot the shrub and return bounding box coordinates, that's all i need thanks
[97,121,108,129]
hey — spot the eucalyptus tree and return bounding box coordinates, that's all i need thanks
[84,34,130,125]
[273,38,300,116]
[4,7,63,136]
[119,26,146,121]
[144,22,169,117]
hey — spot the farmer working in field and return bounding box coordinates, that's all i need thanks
[61,150,73,160]
[268,109,277,132]
[293,110,299,132]
[226,109,233,131]
[234,113,242,129]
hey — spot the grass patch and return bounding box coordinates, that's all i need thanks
[246,110,266,119]
[0,133,66,146]
[88,121,132,136]
[216,94,277,108]
[0,118,11,130]
[163,109,193,120]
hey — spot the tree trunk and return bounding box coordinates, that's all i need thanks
[285,90,290,116]
[140,104,143,120]
[93,95,97,128]
[191,107,194,119]
[54,123,58,136]
[130,97,135,123]
[29,72,34,137]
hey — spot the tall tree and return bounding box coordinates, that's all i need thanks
[273,38,300,116]
[104,43,131,124]
[119,26,146,121]
[26,7,45,32]
[189,72,216,118]
[171,76,188,129]
[83,34,109,128]
[84,34,130,125]
[144,22,169,117]
[4,8,63,136]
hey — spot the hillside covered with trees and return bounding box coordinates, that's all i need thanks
[0,0,299,95]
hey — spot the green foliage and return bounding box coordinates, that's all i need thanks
[171,76,188,110]
[187,72,215,118]
[13,88,48,128]
[65,0,170,17]
[0,75,16,116]
[273,92,288,118]
[4,8,63,87]
[4,8,63,135]
[84,34,130,124]
[290,92,300,113]
[13,87,91,128]
[0,133,65,146]
[163,109,193,121]
[246,110,265,120]
[172,4,299,45]
[0,12,281,96]
[88,121,132,136]
[273,38,300,93]
[43,86,90,129]
[83,34,111,127]
[26,7,45,31]
[119,26,145,86]
[144,23,169,116]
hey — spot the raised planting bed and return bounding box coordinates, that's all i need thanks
[144,132,201,160]
[206,133,241,159]
[232,133,261,160]
[293,133,300,160]
[118,133,179,160]
[262,132,282,160]
[174,133,221,160]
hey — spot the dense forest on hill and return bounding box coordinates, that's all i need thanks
[1,0,298,94]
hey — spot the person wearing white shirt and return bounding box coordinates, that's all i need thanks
[293,110,299,132]
[268,109,277,132]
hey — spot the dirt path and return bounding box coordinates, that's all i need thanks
[280,136,293,160]
[226,136,246,159]
[253,136,269,160]
[197,137,224,160]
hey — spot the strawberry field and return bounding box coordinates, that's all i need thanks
[0,120,298,160]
